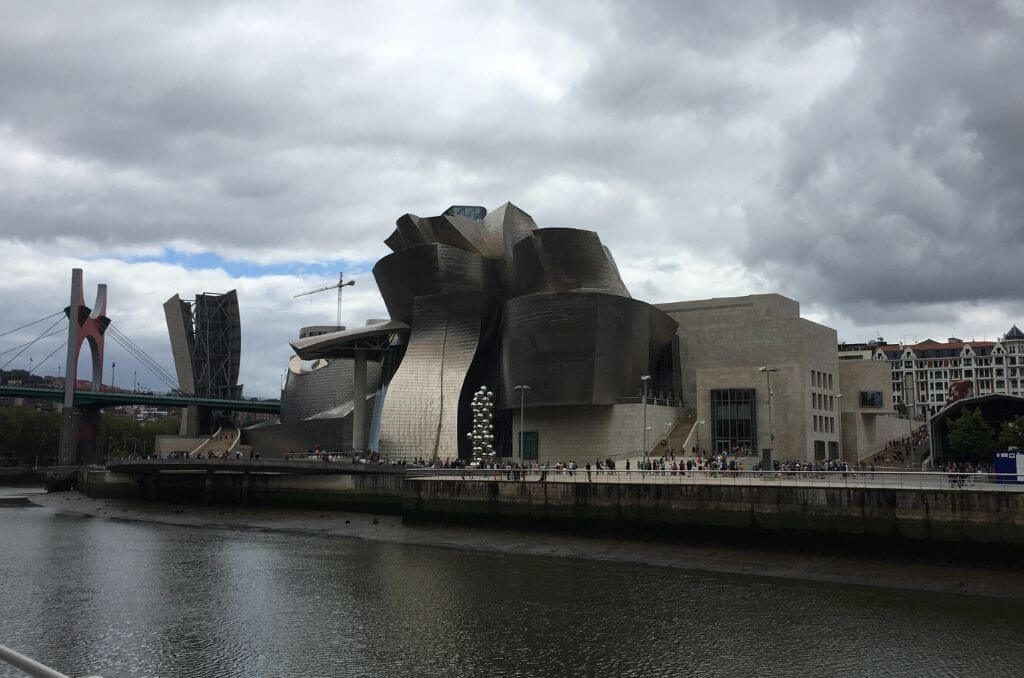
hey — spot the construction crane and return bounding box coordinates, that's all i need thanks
[293,272,355,328]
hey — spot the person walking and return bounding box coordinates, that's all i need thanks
[585,461,592,482]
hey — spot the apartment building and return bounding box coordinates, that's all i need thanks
[838,325,1024,417]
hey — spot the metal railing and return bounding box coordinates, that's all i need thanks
[0,643,101,678]
[408,467,1024,491]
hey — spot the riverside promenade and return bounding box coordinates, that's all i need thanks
[408,468,1024,492]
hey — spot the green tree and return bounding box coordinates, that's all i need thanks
[997,415,1024,449]
[947,407,995,463]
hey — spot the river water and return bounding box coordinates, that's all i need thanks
[2,487,1023,678]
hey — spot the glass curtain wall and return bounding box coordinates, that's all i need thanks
[710,389,757,453]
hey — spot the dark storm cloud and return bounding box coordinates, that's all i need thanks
[3,0,1024,395]
[739,2,1024,319]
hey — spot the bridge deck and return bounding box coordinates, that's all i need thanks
[0,385,279,413]
[106,458,403,475]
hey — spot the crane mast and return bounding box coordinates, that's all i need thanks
[293,272,355,327]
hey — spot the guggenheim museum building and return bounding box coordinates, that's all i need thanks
[245,203,896,465]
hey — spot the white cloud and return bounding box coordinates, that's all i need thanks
[2,0,1023,396]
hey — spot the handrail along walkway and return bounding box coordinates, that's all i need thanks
[407,468,1024,492]
[0,643,101,678]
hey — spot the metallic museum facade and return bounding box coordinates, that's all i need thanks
[288,203,680,461]
[270,203,895,463]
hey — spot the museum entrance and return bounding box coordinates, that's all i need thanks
[710,388,757,454]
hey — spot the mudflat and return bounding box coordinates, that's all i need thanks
[30,490,1024,600]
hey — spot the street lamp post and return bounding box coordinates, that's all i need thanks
[111,361,117,392]
[835,394,843,461]
[903,372,915,461]
[514,385,531,460]
[758,366,779,466]
[641,375,651,460]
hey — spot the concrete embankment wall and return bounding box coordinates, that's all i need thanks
[78,468,1024,555]
[403,479,1024,552]
[80,469,405,514]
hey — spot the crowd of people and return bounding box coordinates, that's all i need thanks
[868,426,930,466]
[942,461,994,487]
[768,459,856,475]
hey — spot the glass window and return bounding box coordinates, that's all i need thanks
[710,389,758,453]
[859,391,884,407]
[814,440,826,460]
[828,441,839,460]
[828,373,833,390]
[520,431,539,460]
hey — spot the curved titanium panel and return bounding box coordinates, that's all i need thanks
[512,228,630,298]
[500,292,677,407]
[421,214,490,255]
[281,356,381,424]
[481,201,537,261]
[378,292,485,460]
[372,244,486,324]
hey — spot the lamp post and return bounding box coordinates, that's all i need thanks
[903,372,915,458]
[835,394,843,461]
[641,375,651,460]
[514,384,531,460]
[111,361,116,392]
[758,366,778,464]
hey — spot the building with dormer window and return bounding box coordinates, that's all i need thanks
[838,325,1024,417]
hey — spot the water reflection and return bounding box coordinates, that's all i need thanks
[1,493,1023,677]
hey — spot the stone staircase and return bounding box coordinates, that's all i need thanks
[649,408,697,458]
[189,423,240,458]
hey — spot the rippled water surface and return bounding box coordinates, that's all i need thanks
[2,487,1024,677]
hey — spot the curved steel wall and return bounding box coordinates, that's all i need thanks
[512,228,631,298]
[280,356,381,424]
[500,292,676,407]
[373,244,487,324]
[377,293,484,460]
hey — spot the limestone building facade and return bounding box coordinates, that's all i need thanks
[657,294,847,462]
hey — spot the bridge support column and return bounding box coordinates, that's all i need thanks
[352,349,367,452]
[58,268,109,466]
[59,408,101,466]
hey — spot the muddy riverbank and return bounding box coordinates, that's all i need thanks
[28,490,1024,600]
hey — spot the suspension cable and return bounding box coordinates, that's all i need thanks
[0,316,66,371]
[105,324,185,393]
[0,310,65,340]
[106,334,179,392]
[0,324,67,357]
[106,325,181,388]
[27,339,68,376]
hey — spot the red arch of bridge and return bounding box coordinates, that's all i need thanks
[59,268,110,465]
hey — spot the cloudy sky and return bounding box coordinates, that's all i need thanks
[2,1,1023,397]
